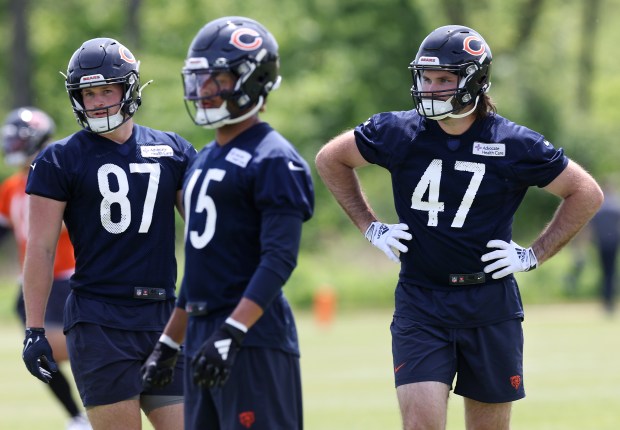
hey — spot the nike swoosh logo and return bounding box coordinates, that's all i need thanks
[394,362,406,373]
[287,161,304,171]
[25,338,33,350]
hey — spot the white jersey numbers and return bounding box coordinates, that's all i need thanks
[410,159,444,226]
[97,163,161,234]
[410,159,485,228]
[184,168,226,249]
[452,161,485,228]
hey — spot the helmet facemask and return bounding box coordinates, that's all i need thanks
[182,53,281,129]
[410,59,489,120]
[67,71,142,134]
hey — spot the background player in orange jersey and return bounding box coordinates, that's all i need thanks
[1,107,91,430]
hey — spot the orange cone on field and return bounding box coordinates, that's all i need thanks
[313,285,336,326]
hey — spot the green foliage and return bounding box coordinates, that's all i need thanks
[2,0,618,220]
[1,1,618,306]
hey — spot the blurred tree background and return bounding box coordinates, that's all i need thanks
[1,0,618,309]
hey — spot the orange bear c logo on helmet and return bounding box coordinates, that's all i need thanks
[463,36,485,56]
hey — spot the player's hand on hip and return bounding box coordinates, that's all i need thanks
[364,221,412,263]
[191,318,247,388]
[141,340,180,389]
[481,239,538,279]
[22,327,58,383]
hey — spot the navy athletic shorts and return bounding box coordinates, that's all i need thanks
[391,316,525,403]
[66,322,185,407]
[15,278,71,327]
[184,347,303,430]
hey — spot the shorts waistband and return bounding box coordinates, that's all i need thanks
[72,286,170,301]
[448,272,485,286]
[133,287,167,300]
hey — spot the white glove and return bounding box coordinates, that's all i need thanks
[481,240,538,279]
[364,222,412,263]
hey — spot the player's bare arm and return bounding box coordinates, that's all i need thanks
[229,297,264,329]
[315,130,376,233]
[482,160,603,278]
[23,194,66,327]
[532,159,603,265]
[162,307,189,345]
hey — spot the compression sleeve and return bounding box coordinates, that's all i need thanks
[243,212,303,309]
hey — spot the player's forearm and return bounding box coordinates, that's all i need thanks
[161,307,188,345]
[316,158,377,233]
[533,175,603,265]
[316,132,378,233]
[22,247,55,327]
[229,297,264,330]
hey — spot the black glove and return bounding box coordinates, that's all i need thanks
[191,320,246,388]
[22,327,58,383]
[141,341,180,389]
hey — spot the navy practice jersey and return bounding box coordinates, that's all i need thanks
[355,110,567,324]
[26,125,196,303]
[179,122,313,354]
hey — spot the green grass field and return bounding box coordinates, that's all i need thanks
[0,303,618,429]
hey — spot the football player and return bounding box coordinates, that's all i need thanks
[315,25,603,430]
[21,38,195,429]
[141,16,313,429]
[1,107,90,429]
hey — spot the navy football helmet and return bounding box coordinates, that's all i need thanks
[409,25,492,120]
[65,38,143,134]
[2,107,55,166]
[182,16,281,128]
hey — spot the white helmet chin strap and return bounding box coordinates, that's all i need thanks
[194,102,230,129]
[196,97,265,129]
[86,111,125,134]
[418,95,479,120]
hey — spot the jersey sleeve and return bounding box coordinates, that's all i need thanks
[354,114,391,167]
[253,155,314,221]
[245,144,313,308]
[26,141,72,201]
[508,136,568,188]
[354,111,419,169]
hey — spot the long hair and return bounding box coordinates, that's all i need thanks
[476,93,496,120]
